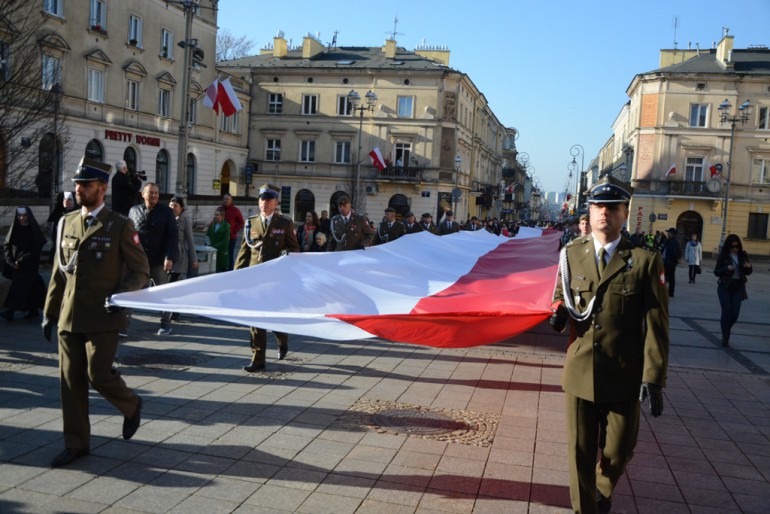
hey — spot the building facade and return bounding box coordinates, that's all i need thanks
[220,34,515,223]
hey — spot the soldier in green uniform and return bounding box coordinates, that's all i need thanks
[374,207,406,245]
[43,158,150,468]
[550,176,669,514]
[327,195,374,251]
[235,184,300,371]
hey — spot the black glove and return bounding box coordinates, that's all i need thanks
[639,382,664,417]
[549,302,568,333]
[42,316,57,342]
[105,297,121,314]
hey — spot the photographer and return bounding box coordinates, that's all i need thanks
[111,160,145,215]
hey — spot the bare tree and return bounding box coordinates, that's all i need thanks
[216,28,255,62]
[1,0,68,215]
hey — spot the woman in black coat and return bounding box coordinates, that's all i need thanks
[3,206,47,321]
[713,234,753,346]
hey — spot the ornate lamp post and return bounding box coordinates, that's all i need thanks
[570,144,584,212]
[348,89,378,212]
[453,154,462,215]
[717,98,751,251]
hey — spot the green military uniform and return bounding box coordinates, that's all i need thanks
[374,219,406,245]
[327,212,374,251]
[235,192,300,368]
[552,177,669,514]
[45,207,149,450]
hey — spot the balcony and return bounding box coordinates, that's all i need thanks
[633,179,720,197]
[378,165,420,181]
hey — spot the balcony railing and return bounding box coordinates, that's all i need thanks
[633,179,720,197]
[378,165,419,180]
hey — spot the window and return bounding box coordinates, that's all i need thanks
[156,150,169,193]
[0,41,9,81]
[268,93,283,114]
[188,97,197,124]
[158,88,171,117]
[85,139,103,161]
[90,0,106,28]
[161,29,173,59]
[42,54,61,90]
[753,159,770,184]
[44,0,63,17]
[266,139,281,161]
[128,15,143,46]
[337,95,352,116]
[397,96,414,118]
[684,157,704,182]
[689,104,708,128]
[87,68,104,103]
[395,142,412,167]
[221,112,239,134]
[186,153,196,195]
[759,107,770,130]
[747,212,768,240]
[335,141,351,163]
[302,94,318,115]
[127,80,139,110]
[300,140,315,162]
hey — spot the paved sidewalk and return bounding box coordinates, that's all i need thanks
[0,258,768,513]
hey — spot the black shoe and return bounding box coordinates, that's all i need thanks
[722,339,730,347]
[243,362,265,372]
[596,490,612,514]
[123,396,142,440]
[279,346,288,360]
[51,447,89,468]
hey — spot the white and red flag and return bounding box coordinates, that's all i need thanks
[665,163,677,177]
[110,229,560,348]
[709,162,720,177]
[202,77,243,117]
[369,147,386,171]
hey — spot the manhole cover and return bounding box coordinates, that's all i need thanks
[372,409,470,435]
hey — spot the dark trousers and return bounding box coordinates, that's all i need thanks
[688,265,698,282]
[248,328,288,367]
[58,330,140,449]
[664,261,677,296]
[228,239,237,271]
[717,285,743,343]
[565,393,640,514]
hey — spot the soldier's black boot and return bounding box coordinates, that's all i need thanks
[596,490,611,514]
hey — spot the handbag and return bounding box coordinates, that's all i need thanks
[695,265,702,275]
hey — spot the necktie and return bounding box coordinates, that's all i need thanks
[84,215,96,229]
[598,248,607,275]
[261,217,267,232]
[388,222,392,229]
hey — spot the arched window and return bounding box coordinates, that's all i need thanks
[123,147,137,175]
[85,139,104,161]
[388,194,410,219]
[155,149,169,194]
[294,189,315,222]
[329,191,349,217]
[186,153,196,195]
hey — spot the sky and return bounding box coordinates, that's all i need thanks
[216,0,770,194]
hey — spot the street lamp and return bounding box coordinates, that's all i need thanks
[49,83,64,213]
[348,89,377,212]
[175,0,196,198]
[717,98,752,251]
[570,144,584,212]
[453,155,462,215]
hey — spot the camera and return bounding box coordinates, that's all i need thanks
[130,169,148,181]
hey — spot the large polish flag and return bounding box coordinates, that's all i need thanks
[110,229,560,348]
[217,78,242,117]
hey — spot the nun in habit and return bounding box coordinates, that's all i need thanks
[2,206,47,321]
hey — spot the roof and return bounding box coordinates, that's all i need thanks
[647,48,770,76]
[218,45,456,73]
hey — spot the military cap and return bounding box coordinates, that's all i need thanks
[337,195,351,206]
[578,214,589,222]
[405,212,415,218]
[384,207,395,213]
[258,184,280,199]
[73,158,112,183]
[587,175,634,204]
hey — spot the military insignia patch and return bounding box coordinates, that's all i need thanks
[659,271,665,285]
[133,233,140,245]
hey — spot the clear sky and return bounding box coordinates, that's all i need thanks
[216,0,770,194]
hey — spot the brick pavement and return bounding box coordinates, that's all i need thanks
[0,258,767,513]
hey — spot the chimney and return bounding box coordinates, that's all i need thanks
[716,34,734,67]
[383,38,397,59]
[272,33,288,58]
[302,33,324,59]
[415,44,451,66]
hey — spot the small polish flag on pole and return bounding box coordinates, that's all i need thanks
[665,163,676,177]
[369,147,386,171]
[202,79,219,114]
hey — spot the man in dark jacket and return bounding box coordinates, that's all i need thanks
[129,183,178,334]
[111,160,142,215]
[662,227,681,297]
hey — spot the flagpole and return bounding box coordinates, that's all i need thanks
[175,1,195,197]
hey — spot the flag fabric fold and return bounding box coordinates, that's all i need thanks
[110,229,560,348]
[202,79,219,114]
[201,77,243,117]
[665,163,676,177]
[369,148,386,171]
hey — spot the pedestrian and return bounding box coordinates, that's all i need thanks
[46,191,78,263]
[235,184,300,371]
[110,160,143,215]
[2,206,47,321]
[220,194,245,271]
[578,213,591,237]
[685,233,702,284]
[313,232,327,252]
[550,175,669,514]
[206,208,230,273]
[438,210,460,235]
[297,211,320,252]
[42,158,149,468]
[318,210,331,236]
[129,183,178,335]
[374,207,406,245]
[662,227,681,297]
[420,213,438,234]
[327,195,373,251]
[168,197,198,282]
[403,212,423,234]
[714,234,752,347]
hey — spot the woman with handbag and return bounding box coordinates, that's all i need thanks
[2,206,47,321]
[714,234,752,347]
[685,232,703,283]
